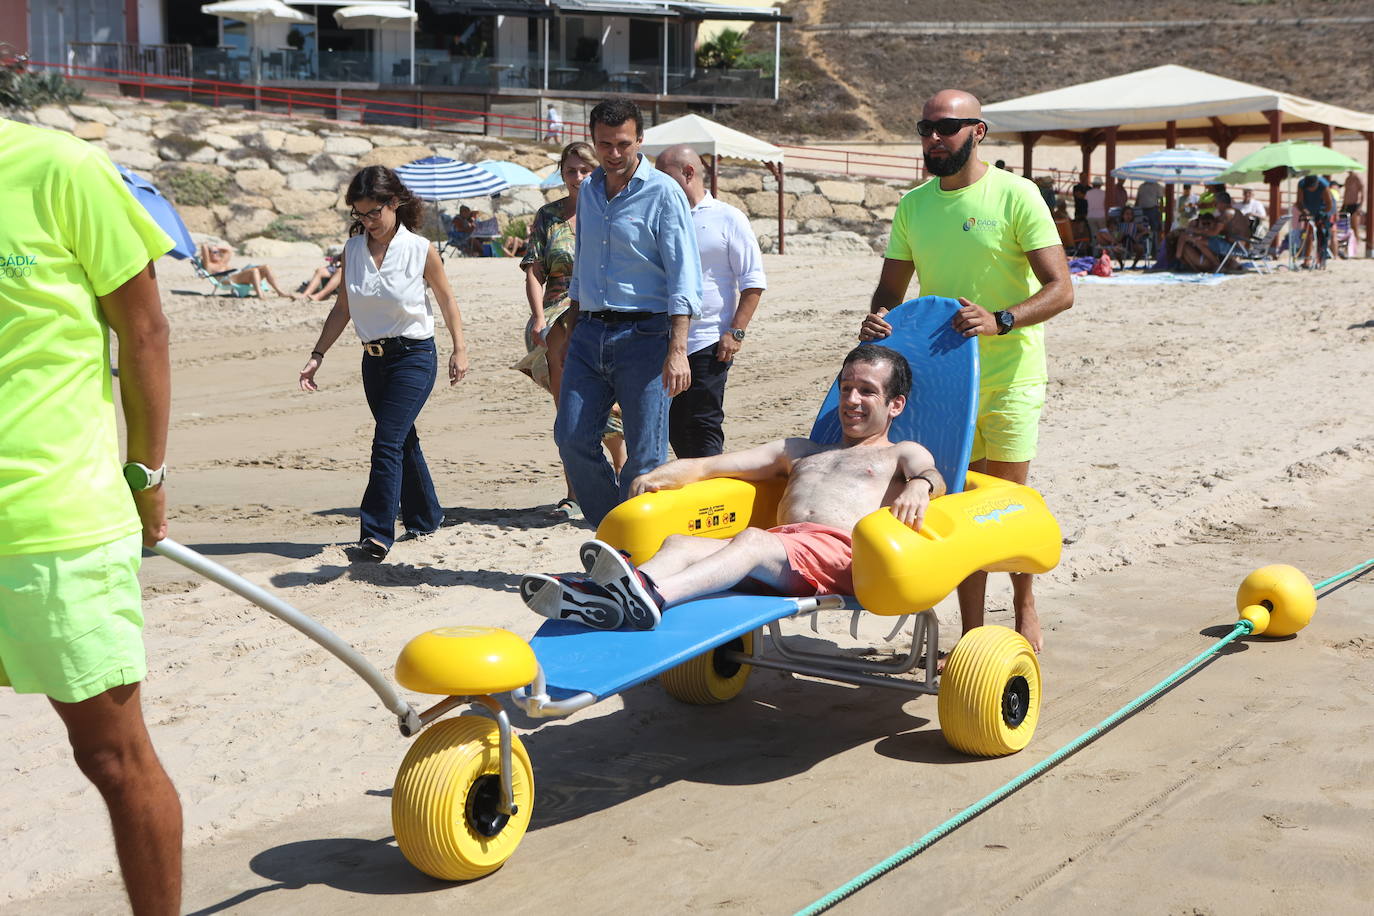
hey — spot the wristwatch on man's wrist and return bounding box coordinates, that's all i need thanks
[729,327,746,341]
[993,310,1016,335]
[123,461,166,491]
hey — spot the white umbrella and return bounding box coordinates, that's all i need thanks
[201,0,313,25]
[1111,148,1231,185]
[333,4,418,30]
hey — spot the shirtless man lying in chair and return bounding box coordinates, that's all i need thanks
[521,344,946,630]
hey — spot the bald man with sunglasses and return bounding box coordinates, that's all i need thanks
[859,89,1072,654]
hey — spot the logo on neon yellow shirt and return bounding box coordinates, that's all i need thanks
[961,217,1002,233]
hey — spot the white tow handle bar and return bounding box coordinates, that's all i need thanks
[152,538,423,736]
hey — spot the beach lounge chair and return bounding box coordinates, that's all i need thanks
[1217,214,1288,275]
[472,215,502,256]
[381,295,1063,879]
[190,256,258,297]
[1333,212,1354,259]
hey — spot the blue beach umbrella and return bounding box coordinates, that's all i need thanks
[395,156,508,200]
[116,165,197,260]
[475,159,543,187]
[539,166,564,190]
[1111,148,1232,185]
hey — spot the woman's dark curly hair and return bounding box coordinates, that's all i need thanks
[344,166,422,237]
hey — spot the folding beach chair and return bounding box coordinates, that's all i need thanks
[190,257,255,297]
[472,216,502,257]
[1333,212,1354,259]
[1217,215,1288,275]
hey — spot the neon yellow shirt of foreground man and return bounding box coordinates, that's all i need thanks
[886,164,1061,392]
[0,119,172,554]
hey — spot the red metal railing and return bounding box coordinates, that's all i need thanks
[29,59,587,141]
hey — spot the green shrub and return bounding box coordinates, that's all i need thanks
[503,217,528,242]
[0,70,84,108]
[162,169,230,207]
[159,132,209,159]
[261,215,309,242]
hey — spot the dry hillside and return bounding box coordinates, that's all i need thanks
[717,0,1374,140]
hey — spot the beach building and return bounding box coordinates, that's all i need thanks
[16,0,788,115]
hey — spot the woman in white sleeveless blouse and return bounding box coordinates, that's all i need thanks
[299,167,468,561]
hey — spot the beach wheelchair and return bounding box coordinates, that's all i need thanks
[383,296,1064,879]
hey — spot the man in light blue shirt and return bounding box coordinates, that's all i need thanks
[556,97,704,525]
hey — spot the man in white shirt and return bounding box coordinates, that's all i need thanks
[1085,178,1107,235]
[1235,187,1268,233]
[655,144,767,457]
[544,103,563,143]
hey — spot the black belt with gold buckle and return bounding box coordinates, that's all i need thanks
[362,336,428,357]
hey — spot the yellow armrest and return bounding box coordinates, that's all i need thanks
[596,477,786,564]
[852,471,1063,615]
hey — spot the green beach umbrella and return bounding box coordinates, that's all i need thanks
[1214,140,1364,185]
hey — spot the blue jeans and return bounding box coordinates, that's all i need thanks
[358,337,443,548]
[555,313,670,526]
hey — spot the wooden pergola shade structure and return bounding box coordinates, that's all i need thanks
[984,65,1374,256]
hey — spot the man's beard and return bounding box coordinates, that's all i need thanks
[925,134,977,177]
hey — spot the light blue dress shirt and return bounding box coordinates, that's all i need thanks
[568,154,703,317]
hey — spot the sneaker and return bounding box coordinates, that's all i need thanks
[519,573,623,630]
[579,539,663,630]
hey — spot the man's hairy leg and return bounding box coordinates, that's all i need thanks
[51,683,182,916]
[649,528,808,607]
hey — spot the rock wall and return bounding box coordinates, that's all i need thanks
[11,97,910,259]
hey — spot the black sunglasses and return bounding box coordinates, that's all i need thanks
[916,117,985,138]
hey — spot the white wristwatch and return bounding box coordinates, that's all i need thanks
[122,461,166,491]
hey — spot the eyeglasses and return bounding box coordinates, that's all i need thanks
[349,205,386,222]
[916,117,985,138]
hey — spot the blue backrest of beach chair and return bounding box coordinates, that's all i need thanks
[809,296,978,494]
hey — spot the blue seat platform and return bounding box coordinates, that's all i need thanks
[527,296,979,704]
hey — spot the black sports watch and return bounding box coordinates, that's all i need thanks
[729,327,746,342]
[122,461,166,491]
[993,310,1016,335]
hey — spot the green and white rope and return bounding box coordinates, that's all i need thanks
[792,558,1373,916]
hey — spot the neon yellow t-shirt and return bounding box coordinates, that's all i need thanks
[885,164,1061,391]
[0,120,172,554]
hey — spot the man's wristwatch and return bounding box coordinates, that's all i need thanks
[993,310,1016,335]
[729,327,746,342]
[123,461,166,491]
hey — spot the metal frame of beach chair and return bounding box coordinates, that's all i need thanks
[190,256,254,297]
[1218,215,1288,274]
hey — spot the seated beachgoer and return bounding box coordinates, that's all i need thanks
[299,250,342,300]
[520,344,946,630]
[502,228,528,258]
[1109,206,1147,268]
[447,205,475,255]
[198,241,293,298]
[1176,193,1249,272]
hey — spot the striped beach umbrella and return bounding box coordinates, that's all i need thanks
[1111,148,1232,184]
[395,156,508,200]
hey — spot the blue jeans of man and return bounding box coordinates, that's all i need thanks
[359,337,443,548]
[555,313,670,526]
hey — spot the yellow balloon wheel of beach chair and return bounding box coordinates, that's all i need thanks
[392,715,534,881]
[937,626,1041,757]
[1235,564,1317,638]
[659,632,755,705]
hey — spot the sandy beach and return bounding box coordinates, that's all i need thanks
[2,251,1372,914]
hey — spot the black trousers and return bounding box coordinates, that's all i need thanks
[669,342,731,458]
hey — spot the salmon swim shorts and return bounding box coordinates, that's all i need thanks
[767,522,854,596]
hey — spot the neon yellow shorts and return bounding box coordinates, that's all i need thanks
[0,532,146,704]
[970,381,1047,464]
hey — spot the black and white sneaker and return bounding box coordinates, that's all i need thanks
[519,573,623,630]
[579,539,664,630]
